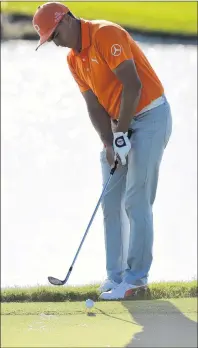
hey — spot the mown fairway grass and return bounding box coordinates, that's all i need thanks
[1,298,197,347]
[1,282,197,346]
[1,1,197,35]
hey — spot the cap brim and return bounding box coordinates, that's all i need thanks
[35,27,56,51]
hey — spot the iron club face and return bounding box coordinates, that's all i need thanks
[48,276,64,286]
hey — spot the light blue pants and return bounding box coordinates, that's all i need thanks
[100,97,172,285]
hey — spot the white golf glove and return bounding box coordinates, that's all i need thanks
[113,132,131,166]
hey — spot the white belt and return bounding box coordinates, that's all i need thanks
[135,95,165,117]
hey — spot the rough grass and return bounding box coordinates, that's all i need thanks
[1,281,197,302]
[1,1,197,35]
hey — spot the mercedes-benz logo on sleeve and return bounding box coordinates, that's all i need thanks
[111,44,122,56]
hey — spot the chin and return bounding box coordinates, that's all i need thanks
[59,44,67,48]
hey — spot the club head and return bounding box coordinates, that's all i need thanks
[48,276,64,286]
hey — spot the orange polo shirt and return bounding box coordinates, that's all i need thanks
[67,19,164,120]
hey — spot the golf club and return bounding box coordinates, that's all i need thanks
[48,129,133,286]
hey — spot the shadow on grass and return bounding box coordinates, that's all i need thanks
[95,308,138,326]
[122,298,197,347]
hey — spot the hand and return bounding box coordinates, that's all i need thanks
[113,132,131,166]
[105,145,115,167]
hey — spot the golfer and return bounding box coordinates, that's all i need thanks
[33,2,172,300]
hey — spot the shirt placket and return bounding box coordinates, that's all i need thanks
[81,54,90,76]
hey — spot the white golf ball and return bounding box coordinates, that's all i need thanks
[85,299,94,309]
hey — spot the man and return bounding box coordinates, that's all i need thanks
[33,2,172,300]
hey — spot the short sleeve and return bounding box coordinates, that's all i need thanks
[67,55,90,93]
[94,25,133,71]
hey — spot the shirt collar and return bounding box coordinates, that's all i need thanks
[80,19,91,51]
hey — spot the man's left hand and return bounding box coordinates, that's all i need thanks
[113,132,131,165]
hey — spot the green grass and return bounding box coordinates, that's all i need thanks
[2,310,135,347]
[1,298,197,316]
[1,281,197,302]
[1,1,197,35]
[1,299,197,347]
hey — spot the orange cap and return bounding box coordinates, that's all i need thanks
[33,2,69,50]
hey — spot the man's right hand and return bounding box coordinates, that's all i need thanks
[105,145,115,167]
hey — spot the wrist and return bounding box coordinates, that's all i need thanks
[115,116,133,133]
[104,143,113,148]
[103,134,113,148]
[115,124,130,133]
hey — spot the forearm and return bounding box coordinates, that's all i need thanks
[116,85,141,133]
[87,104,113,146]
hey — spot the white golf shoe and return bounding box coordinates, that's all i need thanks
[98,279,119,293]
[99,281,146,300]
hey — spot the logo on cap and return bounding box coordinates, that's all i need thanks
[34,24,40,33]
[54,12,65,23]
[111,44,122,57]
